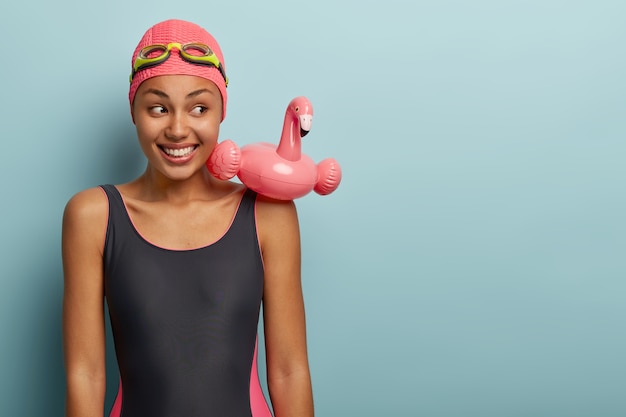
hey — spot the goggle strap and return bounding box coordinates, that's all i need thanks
[179,56,228,85]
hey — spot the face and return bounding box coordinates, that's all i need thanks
[131,75,223,182]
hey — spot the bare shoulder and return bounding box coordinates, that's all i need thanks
[254,195,300,245]
[64,187,108,223]
[63,187,109,252]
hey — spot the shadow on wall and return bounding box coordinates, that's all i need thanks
[13,260,66,416]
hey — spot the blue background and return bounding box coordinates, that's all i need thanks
[1,0,625,415]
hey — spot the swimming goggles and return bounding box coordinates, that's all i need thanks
[130,42,228,86]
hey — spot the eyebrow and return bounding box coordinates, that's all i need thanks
[143,88,169,99]
[187,88,216,98]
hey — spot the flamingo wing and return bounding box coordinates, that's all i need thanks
[314,158,342,195]
[207,139,242,180]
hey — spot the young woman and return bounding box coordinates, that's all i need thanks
[62,19,313,417]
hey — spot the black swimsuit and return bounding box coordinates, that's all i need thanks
[101,185,271,417]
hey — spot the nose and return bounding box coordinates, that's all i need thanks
[165,112,190,141]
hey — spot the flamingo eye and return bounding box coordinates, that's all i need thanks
[295,106,299,112]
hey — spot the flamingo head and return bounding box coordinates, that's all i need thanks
[288,96,314,137]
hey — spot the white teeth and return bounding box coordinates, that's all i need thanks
[163,146,195,157]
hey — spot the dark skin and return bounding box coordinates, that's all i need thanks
[62,75,313,416]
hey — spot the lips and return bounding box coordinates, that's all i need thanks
[160,145,197,157]
[158,145,199,163]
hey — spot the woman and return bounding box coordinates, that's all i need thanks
[62,19,313,417]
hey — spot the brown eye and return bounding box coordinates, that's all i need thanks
[295,106,300,112]
[191,105,208,115]
[149,106,167,115]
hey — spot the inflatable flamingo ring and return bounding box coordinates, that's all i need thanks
[207,96,342,200]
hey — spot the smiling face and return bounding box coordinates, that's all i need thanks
[132,75,223,182]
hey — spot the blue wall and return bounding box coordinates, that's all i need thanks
[1,1,625,415]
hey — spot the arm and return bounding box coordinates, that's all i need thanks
[62,188,109,417]
[256,197,314,417]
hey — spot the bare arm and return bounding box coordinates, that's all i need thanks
[257,197,314,417]
[62,188,109,417]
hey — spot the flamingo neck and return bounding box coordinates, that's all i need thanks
[276,110,301,161]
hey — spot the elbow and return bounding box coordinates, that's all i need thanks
[267,363,312,390]
[65,365,107,394]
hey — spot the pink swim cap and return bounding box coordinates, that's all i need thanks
[129,19,228,120]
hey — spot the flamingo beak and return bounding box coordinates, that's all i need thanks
[299,114,312,138]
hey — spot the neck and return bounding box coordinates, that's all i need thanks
[276,110,301,161]
[136,165,219,203]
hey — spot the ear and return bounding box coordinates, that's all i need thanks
[130,104,136,125]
